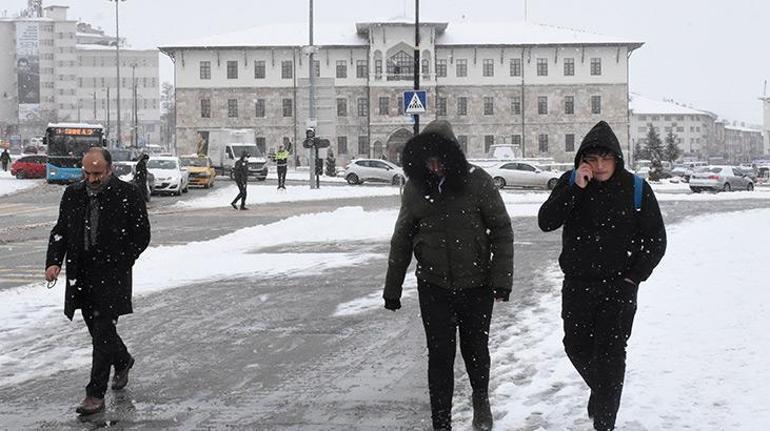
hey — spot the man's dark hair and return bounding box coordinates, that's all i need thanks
[582,146,615,159]
[87,146,112,167]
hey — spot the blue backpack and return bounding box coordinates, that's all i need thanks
[568,169,644,210]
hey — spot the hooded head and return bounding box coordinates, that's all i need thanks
[241,151,249,160]
[401,120,469,192]
[575,121,624,181]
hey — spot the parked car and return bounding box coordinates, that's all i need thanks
[689,165,754,192]
[112,161,154,202]
[147,156,189,196]
[343,159,405,185]
[180,155,217,188]
[483,161,560,190]
[10,155,47,179]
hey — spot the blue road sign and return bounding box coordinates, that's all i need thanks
[403,90,427,114]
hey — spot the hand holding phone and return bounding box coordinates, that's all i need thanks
[576,163,593,189]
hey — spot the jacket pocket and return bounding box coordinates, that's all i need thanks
[413,236,449,276]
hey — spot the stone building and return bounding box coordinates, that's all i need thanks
[159,19,643,164]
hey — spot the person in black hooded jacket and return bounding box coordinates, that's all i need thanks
[538,121,666,431]
[384,120,513,431]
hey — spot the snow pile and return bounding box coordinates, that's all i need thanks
[175,184,400,209]
[0,171,41,197]
[456,208,770,429]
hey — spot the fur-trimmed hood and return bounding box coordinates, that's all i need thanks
[401,120,469,193]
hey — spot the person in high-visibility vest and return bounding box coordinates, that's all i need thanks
[275,145,289,189]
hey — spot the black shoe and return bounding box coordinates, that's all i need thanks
[240,207,249,210]
[471,392,493,431]
[76,396,105,415]
[587,391,595,419]
[231,202,238,210]
[111,357,134,390]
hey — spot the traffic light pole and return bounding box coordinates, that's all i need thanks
[308,0,318,189]
[413,0,420,136]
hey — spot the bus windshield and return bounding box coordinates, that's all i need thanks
[46,125,104,163]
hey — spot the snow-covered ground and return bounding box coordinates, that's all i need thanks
[272,166,348,183]
[0,171,41,197]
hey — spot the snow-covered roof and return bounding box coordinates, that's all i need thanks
[47,122,104,129]
[629,93,714,117]
[159,20,642,51]
[723,124,762,133]
[76,44,157,52]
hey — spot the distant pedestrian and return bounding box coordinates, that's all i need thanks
[134,153,149,201]
[0,148,10,172]
[275,145,289,189]
[538,121,667,431]
[231,152,249,210]
[384,120,514,431]
[45,147,150,416]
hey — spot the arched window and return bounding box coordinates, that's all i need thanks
[387,50,413,81]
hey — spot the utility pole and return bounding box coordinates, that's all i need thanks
[106,87,111,143]
[413,0,420,136]
[92,91,97,121]
[308,0,318,189]
[111,0,125,148]
[131,64,137,147]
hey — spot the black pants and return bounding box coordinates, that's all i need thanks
[81,307,132,398]
[277,165,287,188]
[232,181,247,208]
[562,279,638,431]
[1,162,7,171]
[418,280,494,430]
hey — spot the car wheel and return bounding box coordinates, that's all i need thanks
[392,175,405,185]
[15,171,25,179]
[690,187,701,193]
[747,183,754,191]
[723,183,731,192]
[346,173,360,185]
[182,184,188,193]
[547,178,558,190]
[493,177,506,189]
[229,170,235,180]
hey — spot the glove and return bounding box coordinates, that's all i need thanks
[384,298,401,311]
[493,290,510,302]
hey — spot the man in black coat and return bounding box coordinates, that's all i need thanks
[384,120,513,431]
[538,121,666,431]
[45,147,150,415]
[230,152,249,210]
[134,153,149,202]
[0,148,10,171]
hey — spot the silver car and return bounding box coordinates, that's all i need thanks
[343,159,405,185]
[689,165,754,192]
[484,161,560,190]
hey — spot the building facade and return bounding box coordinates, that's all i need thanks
[0,5,159,148]
[715,122,764,163]
[160,19,642,163]
[762,96,770,158]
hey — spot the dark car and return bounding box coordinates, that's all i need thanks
[11,155,47,179]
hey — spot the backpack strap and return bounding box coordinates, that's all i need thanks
[568,169,577,187]
[633,174,643,211]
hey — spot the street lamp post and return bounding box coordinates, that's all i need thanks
[109,0,126,147]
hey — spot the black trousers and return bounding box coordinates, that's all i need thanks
[232,182,247,208]
[418,280,494,430]
[1,161,7,171]
[277,165,287,187]
[561,279,638,431]
[81,307,132,398]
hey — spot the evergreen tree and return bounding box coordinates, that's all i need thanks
[664,131,681,162]
[634,141,649,162]
[325,149,336,177]
[644,125,664,161]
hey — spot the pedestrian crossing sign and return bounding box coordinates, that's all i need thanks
[403,90,427,114]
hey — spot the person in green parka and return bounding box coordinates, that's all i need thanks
[383,120,514,431]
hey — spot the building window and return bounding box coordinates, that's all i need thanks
[357,97,368,116]
[436,97,447,116]
[256,137,266,154]
[591,95,602,114]
[356,60,368,78]
[312,60,320,77]
[281,61,293,79]
[458,135,468,154]
[358,135,370,155]
[337,98,347,117]
[564,58,575,76]
[282,98,293,117]
[397,96,404,115]
[436,59,447,77]
[386,51,413,80]
[457,97,468,116]
[565,134,575,152]
[255,99,265,118]
[456,59,468,77]
[511,97,521,115]
[483,96,494,115]
[538,96,548,115]
[538,134,549,153]
[664,115,671,121]
[227,99,238,118]
[537,58,548,76]
[375,59,383,80]
[483,59,494,77]
[510,58,521,77]
[338,136,348,155]
[200,98,211,118]
[564,96,575,115]
[590,58,602,76]
[254,60,266,79]
[336,60,347,79]
[227,61,238,79]
[512,135,522,148]
[199,61,211,80]
[379,97,390,115]
[421,58,431,79]
[484,135,494,153]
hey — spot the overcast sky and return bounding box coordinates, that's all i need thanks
[7,0,769,124]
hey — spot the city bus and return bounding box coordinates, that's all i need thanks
[44,123,106,183]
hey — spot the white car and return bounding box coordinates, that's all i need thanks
[484,161,560,190]
[147,156,189,196]
[112,161,153,202]
[343,159,405,185]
